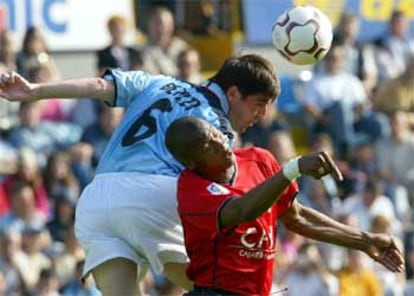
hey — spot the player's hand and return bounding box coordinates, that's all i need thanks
[298,151,343,181]
[364,232,404,273]
[0,71,37,102]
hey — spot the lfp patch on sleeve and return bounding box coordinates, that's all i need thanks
[206,183,230,195]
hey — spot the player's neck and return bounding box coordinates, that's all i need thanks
[207,165,236,184]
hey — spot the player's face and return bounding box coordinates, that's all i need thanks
[227,88,271,133]
[195,125,235,174]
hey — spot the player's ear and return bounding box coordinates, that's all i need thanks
[226,86,242,103]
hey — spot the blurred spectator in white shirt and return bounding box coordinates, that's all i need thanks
[176,47,203,84]
[341,178,402,237]
[143,6,189,76]
[374,10,414,83]
[329,12,378,98]
[375,110,414,207]
[281,243,338,296]
[303,44,389,157]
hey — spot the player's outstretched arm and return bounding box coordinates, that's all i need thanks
[279,202,404,273]
[220,151,343,228]
[0,71,115,104]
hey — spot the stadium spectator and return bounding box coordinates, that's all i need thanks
[302,43,389,157]
[336,249,383,296]
[46,192,76,242]
[0,229,29,295]
[373,51,414,127]
[81,105,124,167]
[0,30,17,71]
[176,47,203,84]
[282,243,338,296]
[67,100,101,131]
[0,62,20,130]
[266,130,297,165]
[368,214,406,296]
[340,178,402,237]
[43,151,80,203]
[68,142,95,190]
[374,10,414,83]
[299,133,340,202]
[0,145,14,175]
[298,178,339,218]
[375,110,414,204]
[0,147,50,218]
[241,105,288,148]
[20,223,52,293]
[52,225,85,287]
[26,61,76,123]
[331,11,378,97]
[166,116,403,295]
[7,102,82,167]
[143,6,189,76]
[97,15,144,75]
[60,260,100,296]
[16,26,59,80]
[0,181,46,234]
[0,54,282,294]
[0,29,19,131]
[35,268,60,296]
[316,213,359,271]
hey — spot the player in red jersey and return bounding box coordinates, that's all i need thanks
[165,117,404,296]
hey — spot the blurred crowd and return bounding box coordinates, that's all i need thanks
[0,3,413,296]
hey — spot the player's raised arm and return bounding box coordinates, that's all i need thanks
[280,201,404,273]
[0,71,115,104]
[220,151,343,228]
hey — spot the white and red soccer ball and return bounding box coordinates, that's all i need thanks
[272,5,333,65]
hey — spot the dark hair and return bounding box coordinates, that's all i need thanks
[22,26,48,55]
[364,177,384,195]
[8,180,32,198]
[209,54,280,101]
[391,10,406,22]
[165,117,208,164]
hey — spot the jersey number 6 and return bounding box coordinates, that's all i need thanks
[121,99,172,147]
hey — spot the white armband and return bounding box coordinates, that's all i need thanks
[282,156,301,181]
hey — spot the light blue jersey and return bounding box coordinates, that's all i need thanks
[95,69,234,176]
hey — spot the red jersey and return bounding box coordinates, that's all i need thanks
[177,147,298,295]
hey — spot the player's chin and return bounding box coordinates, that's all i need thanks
[226,153,236,167]
[221,153,234,167]
[238,124,251,133]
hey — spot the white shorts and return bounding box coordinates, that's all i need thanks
[74,172,188,278]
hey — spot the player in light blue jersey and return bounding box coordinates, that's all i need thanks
[0,54,280,295]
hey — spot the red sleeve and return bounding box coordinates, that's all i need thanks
[177,170,233,233]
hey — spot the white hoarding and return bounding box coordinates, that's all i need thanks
[0,0,136,51]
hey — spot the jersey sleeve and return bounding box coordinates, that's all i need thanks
[177,171,233,234]
[103,69,153,108]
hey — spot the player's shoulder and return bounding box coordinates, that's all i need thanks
[235,147,282,178]
[177,169,225,201]
[178,169,209,187]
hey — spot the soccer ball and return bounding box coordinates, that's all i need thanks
[272,6,333,65]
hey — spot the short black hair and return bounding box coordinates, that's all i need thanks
[165,117,208,164]
[209,54,280,101]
